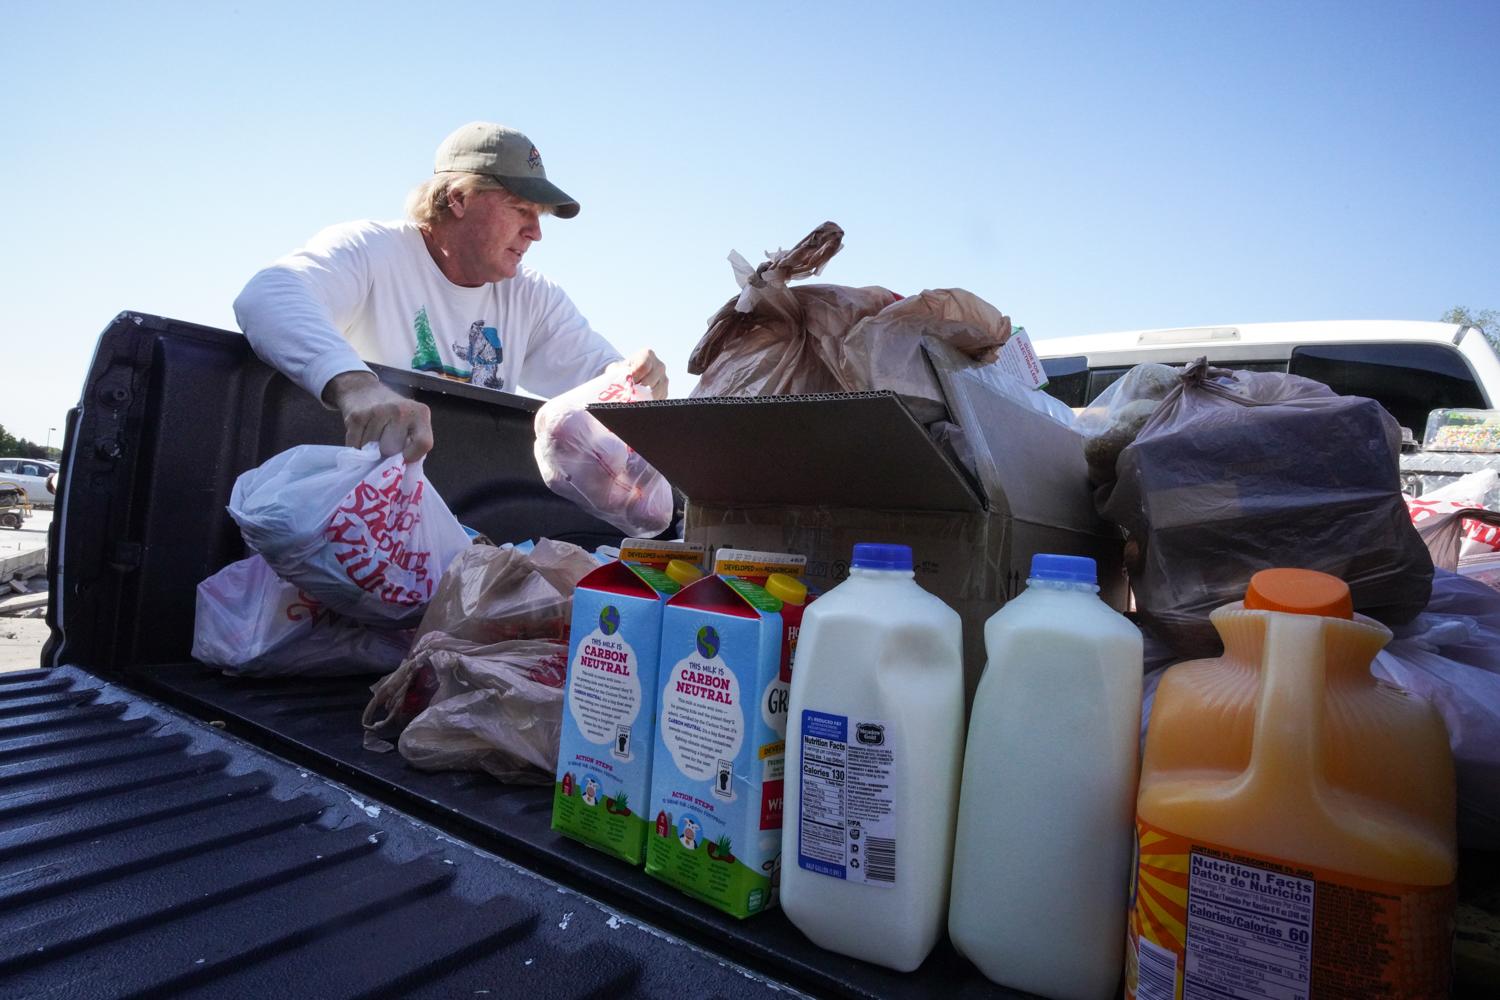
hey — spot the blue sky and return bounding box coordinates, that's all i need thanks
[2,1,1497,445]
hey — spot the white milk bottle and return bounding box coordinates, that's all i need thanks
[780,543,965,972]
[948,553,1142,999]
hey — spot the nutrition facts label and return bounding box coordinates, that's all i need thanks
[796,710,897,887]
[1184,852,1315,1000]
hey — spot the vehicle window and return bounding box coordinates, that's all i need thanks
[1289,344,1486,436]
[21,464,42,476]
[1040,356,1089,407]
[1049,359,1288,407]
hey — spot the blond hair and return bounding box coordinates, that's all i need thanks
[405,172,554,227]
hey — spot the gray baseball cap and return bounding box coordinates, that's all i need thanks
[434,122,580,219]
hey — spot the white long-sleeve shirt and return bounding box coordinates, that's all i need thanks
[234,220,622,401]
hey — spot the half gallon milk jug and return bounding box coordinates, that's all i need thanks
[949,553,1143,999]
[1130,568,1457,1000]
[780,543,965,972]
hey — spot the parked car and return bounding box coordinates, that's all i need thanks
[1035,319,1500,438]
[0,456,57,509]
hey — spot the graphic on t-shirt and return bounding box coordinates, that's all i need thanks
[410,307,471,380]
[465,321,504,389]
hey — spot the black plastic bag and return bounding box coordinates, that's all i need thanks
[1101,360,1433,657]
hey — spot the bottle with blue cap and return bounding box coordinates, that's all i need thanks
[947,553,1143,999]
[779,542,965,972]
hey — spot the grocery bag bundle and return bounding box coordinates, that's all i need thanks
[193,442,470,676]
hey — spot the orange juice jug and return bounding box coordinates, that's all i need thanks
[1129,568,1456,1000]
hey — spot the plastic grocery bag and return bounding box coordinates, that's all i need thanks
[1371,570,1500,850]
[688,222,900,398]
[1074,363,1182,489]
[413,539,600,645]
[361,651,442,749]
[390,633,569,784]
[193,555,414,676]
[533,369,673,537]
[1101,360,1433,657]
[839,289,1011,423]
[228,443,470,624]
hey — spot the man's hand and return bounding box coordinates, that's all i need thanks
[619,348,668,399]
[323,372,434,462]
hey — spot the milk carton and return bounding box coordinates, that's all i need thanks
[645,569,790,918]
[711,548,811,739]
[552,540,704,864]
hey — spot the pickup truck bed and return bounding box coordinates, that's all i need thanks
[19,313,1499,998]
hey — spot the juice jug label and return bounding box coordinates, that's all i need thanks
[1127,817,1455,1000]
[796,710,897,888]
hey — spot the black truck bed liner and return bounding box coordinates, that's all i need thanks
[0,666,794,999]
[136,661,1020,1000]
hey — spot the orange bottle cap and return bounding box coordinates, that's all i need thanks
[1243,568,1353,619]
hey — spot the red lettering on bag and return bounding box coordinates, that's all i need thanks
[325,514,367,548]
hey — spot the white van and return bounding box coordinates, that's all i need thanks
[1034,320,1500,442]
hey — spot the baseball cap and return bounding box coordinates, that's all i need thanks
[433,122,580,219]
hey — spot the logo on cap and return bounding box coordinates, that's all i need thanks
[527,146,542,171]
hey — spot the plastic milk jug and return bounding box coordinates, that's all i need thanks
[1129,568,1457,1000]
[779,543,966,972]
[948,554,1143,999]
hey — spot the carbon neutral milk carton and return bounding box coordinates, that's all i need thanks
[552,540,704,864]
[644,549,805,918]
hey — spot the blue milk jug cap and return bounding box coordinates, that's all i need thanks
[1029,553,1097,584]
[851,543,913,571]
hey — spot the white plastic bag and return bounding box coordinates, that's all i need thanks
[228,443,470,624]
[1407,469,1500,565]
[193,555,413,676]
[533,368,673,537]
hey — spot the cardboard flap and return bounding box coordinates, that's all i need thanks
[923,339,1109,532]
[591,392,982,512]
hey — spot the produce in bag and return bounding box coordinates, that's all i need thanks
[228,442,469,624]
[688,224,1015,422]
[412,539,600,645]
[533,367,673,537]
[362,652,442,750]
[393,633,569,784]
[839,288,1011,423]
[193,554,413,677]
[1099,359,1433,657]
[688,222,898,398]
[1073,362,1180,489]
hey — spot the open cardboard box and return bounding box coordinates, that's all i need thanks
[592,339,1127,699]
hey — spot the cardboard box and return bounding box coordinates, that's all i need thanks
[592,340,1126,699]
[552,541,704,864]
[644,574,785,918]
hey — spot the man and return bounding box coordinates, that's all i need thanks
[235,121,667,461]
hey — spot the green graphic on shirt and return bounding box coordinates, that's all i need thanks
[410,306,470,379]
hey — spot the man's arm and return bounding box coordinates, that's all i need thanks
[323,372,433,463]
[516,274,675,397]
[234,223,435,461]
